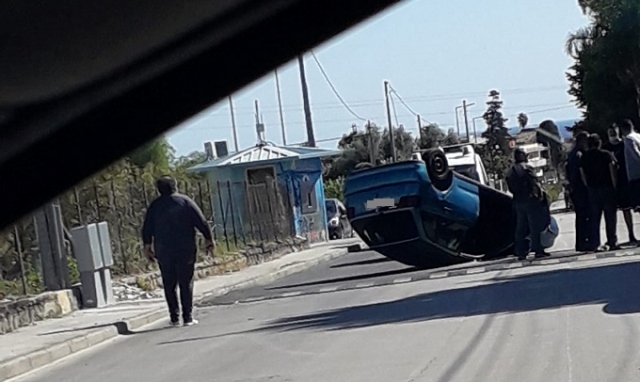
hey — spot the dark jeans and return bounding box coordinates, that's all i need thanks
[158,257,196,321]
[589,187,618,248]
[514,200,545,258]
[571,191,596,251]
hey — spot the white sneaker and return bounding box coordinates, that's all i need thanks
[183,318,199,327]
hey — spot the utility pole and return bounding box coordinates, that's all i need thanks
[384,81,397,163]
[462,100,476,143]
[228,96,239,152]
[417,114,423,142]
[274,69,287,146]
[455,105,463,136]
[472,116,483,144]
[254,100,265,143]
[366,120,375,164]
[298,55,316,147]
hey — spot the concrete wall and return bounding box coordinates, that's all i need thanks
[0,290,78,334]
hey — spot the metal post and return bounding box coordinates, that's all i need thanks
[298,55,316,147]
[384,81,396,162]
[110,180,128,274]
[216,181,231,251]
[73,187,84,225]
[275,69,287,146]
[93,181,101,222]
[244,181,257,243]
[417,114,423,143]
[226,181,239,249]
[229,96,240,152]
[14,225,27,295]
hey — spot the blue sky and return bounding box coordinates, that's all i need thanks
[167,0,589,156]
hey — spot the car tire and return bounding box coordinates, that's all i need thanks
[422,149,453,191]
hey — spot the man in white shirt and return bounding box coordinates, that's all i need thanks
[621,119,640,210]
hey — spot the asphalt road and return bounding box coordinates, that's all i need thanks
[14,213,640,382]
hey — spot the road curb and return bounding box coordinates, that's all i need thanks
[0,246,349,381]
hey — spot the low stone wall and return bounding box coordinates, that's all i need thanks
[0,290,78,335]
[118,237,310,292]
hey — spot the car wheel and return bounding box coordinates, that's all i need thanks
[422,149,453,191]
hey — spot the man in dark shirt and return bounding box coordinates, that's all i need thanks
[566,131,594,251]
[580,134,619,251]
[142,176,214,326]
[506,148,549,260]
[603,124,637,244]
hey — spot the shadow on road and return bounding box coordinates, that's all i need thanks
[266,267,417,290]
[157,260,640,346]
[258,261,640,331]
[330,257,393,269]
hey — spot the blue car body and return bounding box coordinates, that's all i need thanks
[344,159,556,268]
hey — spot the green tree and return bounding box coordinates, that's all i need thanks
[566,0,640,134]
[416,123,445,149]
[442,128,460,146]
[517,113,529,129]
[380,125,416,161]
[129,137,174,174]
[481,90,512,179]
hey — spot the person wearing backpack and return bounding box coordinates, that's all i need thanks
[506,148,550,260]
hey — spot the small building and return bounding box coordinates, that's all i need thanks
[188,142,341,245]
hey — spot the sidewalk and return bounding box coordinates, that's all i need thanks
[0,239,358,381]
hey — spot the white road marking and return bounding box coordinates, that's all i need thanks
[318,286,338,293]
[355,282,375,288]
[280,292,303,298]
[430,272,449,279]
[393,277,412,284]
[465,267,486,274]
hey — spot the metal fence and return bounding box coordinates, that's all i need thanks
[212,180,295,251]
[0,175,296,298]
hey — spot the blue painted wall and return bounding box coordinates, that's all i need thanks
[202,157,328,244]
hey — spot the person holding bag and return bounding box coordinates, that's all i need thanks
[506,148,551,260]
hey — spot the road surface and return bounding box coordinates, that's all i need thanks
[14,213,640,382]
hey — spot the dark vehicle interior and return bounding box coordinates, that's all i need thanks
[0,0,401,231]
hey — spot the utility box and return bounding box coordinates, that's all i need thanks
[71,222,116,308]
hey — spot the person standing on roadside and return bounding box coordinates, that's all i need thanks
[506,148,550,260]
[580,134,619,251]
[142,176,214,327]
[566,131,595,251]
[620,119,640,211]
[602,124,637,244]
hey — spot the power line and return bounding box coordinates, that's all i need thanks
[194,85,569,115]
[389,92,400,127]
[309,50,367,121]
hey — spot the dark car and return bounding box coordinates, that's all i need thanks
[325,198,353,240]
[344,148,558,269]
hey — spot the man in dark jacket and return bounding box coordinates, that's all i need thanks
[506,148,549,260]
[602,124,637,244]
[580,134,619,251]
[142,176,214,326]
[566,131,595,251]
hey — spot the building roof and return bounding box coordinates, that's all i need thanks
[188,143,341,172]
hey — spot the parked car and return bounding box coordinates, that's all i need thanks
[344,145,558,269]
[325,198,353,240]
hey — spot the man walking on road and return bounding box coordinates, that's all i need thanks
[506,148,549,260]
[566,131,595,252]
[580,134,619,251]
[142,176,214,326]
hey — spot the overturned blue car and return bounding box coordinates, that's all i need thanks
[344,144,558,269]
